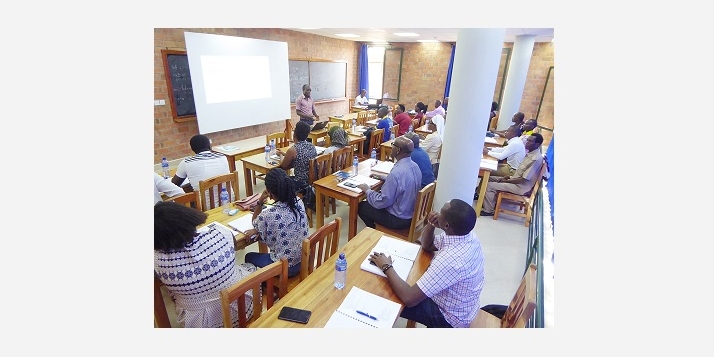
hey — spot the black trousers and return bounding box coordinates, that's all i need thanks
[358,201,412,229]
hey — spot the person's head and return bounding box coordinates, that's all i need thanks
[437,199,477,236]
[512,112,525,124]
[404,131,420,149]
[396,104,406,114]
[360,89,367,97]
[415,102,427,113]
[154,201,208,252]
[302,84,311,98]
[328,126,348,148]
[189,134,211,154]
[504,125,519,140]
[378,106,389,118]
[294,121,310,141]
[435,99,442,108]
[525,133,544,152]
[491,101,499,112]
[522,119,538,132]
[391,136,414,160]
[264,168,300,219]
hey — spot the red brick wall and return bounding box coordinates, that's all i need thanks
[154,29,554,162]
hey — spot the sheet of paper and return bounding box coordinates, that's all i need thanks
[337,180,363,193]
[227,214,254,233]
[201,221,239,237]
[349,174,379,186]
[324,286,400,328]
[360,254,415,281]
[359,236,420,280]
[315,146,326,154]
[480,158,498,171]
[371,161,394,175]
[484,136,498,144]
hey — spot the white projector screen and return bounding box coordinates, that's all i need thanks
[184,32,291,134]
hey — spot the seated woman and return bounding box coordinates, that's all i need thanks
[276,120,317,189]
[411,101,428,128]
[324,126,348,155]
[154,201,257,328]
[243,168,309,278]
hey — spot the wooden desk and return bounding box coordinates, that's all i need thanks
[199,205,256,251]
[350,105,368,113]
[328,112,359,128]
[414,124,433,136]
[250,227,433,327]
[212,142,265,174]
[308,128,329,145]
[483,135,506,148]
[241,152,282,196]
[314,160,383,240]
[379,138,395,161]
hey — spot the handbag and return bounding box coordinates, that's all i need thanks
[235,193,262,211]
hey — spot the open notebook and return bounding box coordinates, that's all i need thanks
[370,161,394,175]
[336,174,380,193]
[197,221,239,238]
[227,214,254,234]
[324,286,401,328]
[359,235,421,280]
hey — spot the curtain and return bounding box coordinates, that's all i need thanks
[443,44,455,98]
[358,44,369,97]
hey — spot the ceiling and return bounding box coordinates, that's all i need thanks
[285,28,554,44]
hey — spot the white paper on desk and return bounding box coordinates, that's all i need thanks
[349,175,379,186]
[202,221,239,237]
[360,235,420,280]
[221,145,239,151]
[480,158,498,171]
[227,215,254,234]
[371,161,394,175]
[484,136,498,144]
[315,146,326,154]
[324,287,400,328]
[336,180,363,193]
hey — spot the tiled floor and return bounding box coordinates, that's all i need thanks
[158,160,531,328]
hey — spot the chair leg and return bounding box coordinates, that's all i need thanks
[307,209,313,228]
[493,193,502,220]
[406,320,416,328]
[330,198,336,215]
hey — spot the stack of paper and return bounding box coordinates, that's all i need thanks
[324,286,401,328]
[315,146,326,154]
[480,158,498,171]
[484,136,498,144]
[360,235,420,280]
[371,161,395,175]
[227,214,254,234]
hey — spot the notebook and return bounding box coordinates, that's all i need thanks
[336,175,380,193]
[198,221,239,238]
[324,286,401,328]
[370,161,395,175]
[227,214,254,234]
[359,235,420,280]
[310,121,328,131]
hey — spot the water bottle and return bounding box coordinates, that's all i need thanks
[220,188,230,213]
[408,124,413,133]
[352,156,359,176]
[352,118,357,134]
[370,148,377,167]
[334,252,347,289]
[425,118,430,126]
[270,139,276,156]
[390,129,396,142]
[265,144,271,163]
[161,157,170,179]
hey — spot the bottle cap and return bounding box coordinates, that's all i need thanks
[339,252,345,259]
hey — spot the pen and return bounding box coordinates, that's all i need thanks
[356,310,378,321]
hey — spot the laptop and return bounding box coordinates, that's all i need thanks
[310,121,328,131]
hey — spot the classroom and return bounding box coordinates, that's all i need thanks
[153,28,555,329]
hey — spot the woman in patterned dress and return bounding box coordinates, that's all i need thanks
[243,168,309,278]
[154,202,257,327]
[275,120,317,189]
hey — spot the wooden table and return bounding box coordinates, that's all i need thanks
[483,135,507,148]
[212,142,265,174]
[250,227,433,327]
[307,128,329,145]
[379,138,395,161]
[328,112,359,128]
[241,152,282,196]
[350,105,368,113]
[414,124,433,136]
[314,160,383,240]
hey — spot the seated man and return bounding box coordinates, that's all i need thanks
[419,121,442,177]
[519,119,538,145]
[480,133,545,216]
[171,134,231,204]
[393,104,413,136]
[482,125,526,177]
[355,89,369,106]
[154,172,184,205]
[356,136,421,230]
[368,198,485,328]
[493,112,525,137]
[375,106,392,142]
[424,99,446,119]
[404,132,436,188]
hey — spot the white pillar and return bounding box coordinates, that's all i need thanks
[433,28,505,212]
[497,35,536,130]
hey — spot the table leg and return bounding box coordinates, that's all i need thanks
[315,186,325,229]
[244,166,253,196]
[380,146,387,161]
[348,198,358,240]
[475,170,490,217]
[226,155,236,173]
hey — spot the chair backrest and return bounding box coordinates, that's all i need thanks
[368,129,385,154]
[357,111,369,125]
[367,110,377,122]
[331,146,353,172]
[523,163,548,199]
[348,98,355,108]
[488,114,499,132]
[327,121,342,130]
[407,182,436,242]
[300,217,341,281]
[267,132,289,148]
[198,171,240,211]
[308,153,333,185]
[220,257,288,328]
[392,123,400,137]
[500,263,537,328]
[164,191,202,211]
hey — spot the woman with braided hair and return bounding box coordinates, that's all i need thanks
[243,168,308,278]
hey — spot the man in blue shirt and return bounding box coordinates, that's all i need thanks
[356,136,421,230]
[404,132,436,188]
[375,106,392,142]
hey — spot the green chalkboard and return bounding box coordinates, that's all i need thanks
[161,49,196,120]
[289,59,346,103]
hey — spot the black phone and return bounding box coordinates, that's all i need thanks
[343,181,358,188]
[278,306,311,324]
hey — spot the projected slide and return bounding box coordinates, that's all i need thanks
[185,32,291,134]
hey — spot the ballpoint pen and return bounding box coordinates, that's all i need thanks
[356,310,378,321]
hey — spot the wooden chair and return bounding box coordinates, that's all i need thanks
[254,132,290,184]
[305,153,333,228]
[357,110,369,126]
[163,191,202,211]
[198,171,240,212]
[488,114,499,132]
[470,264,537,328]
[348,98,355,109]
[154,274,172,328]
[367,110,378,122]
[493,164,548,227]
[328,146,353,215]
[283,217,342,294]
[374,182,436,243]
[391,123,400,138]
[363,128,384,159]
[220,257,288,328]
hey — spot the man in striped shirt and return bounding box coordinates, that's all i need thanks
[171,134,231,204]
[368,199,485,328]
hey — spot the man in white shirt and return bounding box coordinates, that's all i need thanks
[171,134,231,204]
[424,99,446,119]
[355,89,369,105]
[154,172,184,205]
[483,126,526,177]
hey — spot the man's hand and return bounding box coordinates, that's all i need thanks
[425,211,440,228]
[483,147,490,155]
[243,229,259,243]
[368,252,393,268]
[357,183,370,192]
[259,189,270,202]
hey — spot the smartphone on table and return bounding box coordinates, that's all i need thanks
[277,306,311,324]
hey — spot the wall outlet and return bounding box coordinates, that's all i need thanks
[159,100,165,105]
[154,100,161,106]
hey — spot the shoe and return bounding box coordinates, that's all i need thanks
[480,210,494,216]
[473,193,479,201]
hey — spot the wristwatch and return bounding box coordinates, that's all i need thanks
[381,264,393,273]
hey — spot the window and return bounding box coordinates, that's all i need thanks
[367,46,385,103]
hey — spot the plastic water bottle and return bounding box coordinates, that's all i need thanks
[425,118,430,126]
[370,148,377,167]
[352,156,359,176]
[265,144,271,163]
[270,139,276,156]
[161,157,170,179]
[408,124,413,133]
[334,252,347,289]
[352,118,357,134]
[220,188,230,213]
[390,129,396,142]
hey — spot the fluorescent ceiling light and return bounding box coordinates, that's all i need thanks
[417,39,439,43]
[393,32,419,37]
[335,33,360,38]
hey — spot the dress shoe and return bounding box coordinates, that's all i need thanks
[480,210,494,216]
